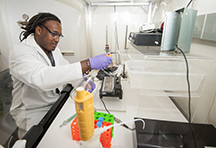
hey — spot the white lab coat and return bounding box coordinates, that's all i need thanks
[9,34,83,133]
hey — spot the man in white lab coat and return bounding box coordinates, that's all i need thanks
[9,12,112,137]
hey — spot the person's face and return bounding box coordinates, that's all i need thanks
[35,20,62,54]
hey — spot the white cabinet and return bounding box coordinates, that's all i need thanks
[193,12,216,41]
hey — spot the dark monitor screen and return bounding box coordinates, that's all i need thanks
[133,117,216,148]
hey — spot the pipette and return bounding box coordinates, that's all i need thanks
[60,113,76,127]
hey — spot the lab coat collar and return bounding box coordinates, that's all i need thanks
[25,34,52,66]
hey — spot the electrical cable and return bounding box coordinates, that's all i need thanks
[176,45,197,148]
[100,98,111,114]
[186,0,193,8]
[100,98,135,131]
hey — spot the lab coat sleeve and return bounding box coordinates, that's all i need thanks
[9,44,83,91]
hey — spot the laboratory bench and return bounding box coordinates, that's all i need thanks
[31,77,216,148]
[2,69,216,148]
[35,79,189,148]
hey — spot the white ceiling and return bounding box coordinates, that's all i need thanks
[86,0,158,4]
[85,0,157,6]
[88,0,152,1]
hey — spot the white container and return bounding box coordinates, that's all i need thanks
[119,49,143,64]
[125,60,206,92]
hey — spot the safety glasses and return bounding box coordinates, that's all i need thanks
[40,24,63,39]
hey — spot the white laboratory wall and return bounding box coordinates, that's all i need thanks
[172,0,216,126]
[4,0,84,64]
[0,0,12,71]
[90,0,173,62]
[173,0,216,15]
[90,6,148,58]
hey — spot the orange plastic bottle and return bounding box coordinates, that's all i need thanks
[74,87,94,141]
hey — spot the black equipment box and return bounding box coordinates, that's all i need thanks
[99,76,122,99]
[128,32,162,46]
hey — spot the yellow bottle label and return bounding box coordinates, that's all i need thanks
[74,87,94,141]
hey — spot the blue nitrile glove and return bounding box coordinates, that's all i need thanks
[89,54,112,70]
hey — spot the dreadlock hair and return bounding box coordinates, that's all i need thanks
[19,12,61,42]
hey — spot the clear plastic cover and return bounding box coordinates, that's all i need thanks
[56,0,173,64]
[70,75,95,100]
[2,0,213,147]
[56,0,93,59]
